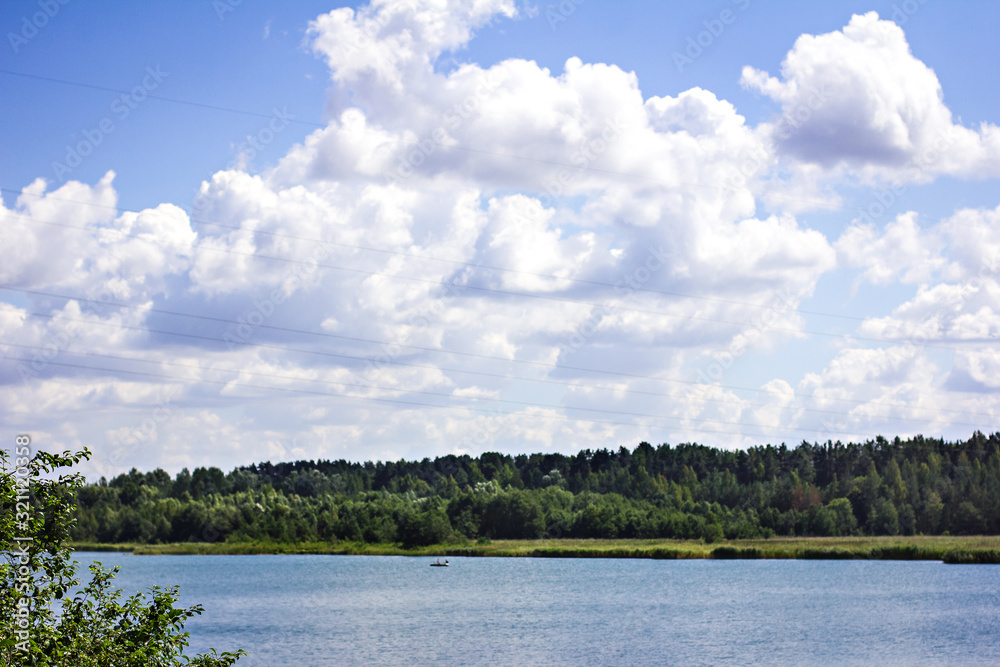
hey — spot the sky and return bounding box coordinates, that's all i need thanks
[2,0,1000,480]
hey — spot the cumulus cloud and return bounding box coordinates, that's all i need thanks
[310,0,518,87]
[836,211,945,286]
[858,280,1000,343]
[950,348,1000,391]
[741,11,1000,181]
[3,2,1000,475]
[0,172,195,301]
[836,203,1000,288]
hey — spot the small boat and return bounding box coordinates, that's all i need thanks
[430,560,449,567]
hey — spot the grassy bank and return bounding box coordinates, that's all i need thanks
[70,535,1000,563]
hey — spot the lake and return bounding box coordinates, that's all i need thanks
[74,552,1000,666]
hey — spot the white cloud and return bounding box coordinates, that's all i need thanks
[951,348,1000,390]
[741,11,1000,181]
[939,204,1000,282]
[859,280,1000,343]
[0,172,194,301]
[4,2,1000,474]
[836,211,945,286]
[308,0,518,115]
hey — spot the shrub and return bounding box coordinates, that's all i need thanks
[1,446,245,665]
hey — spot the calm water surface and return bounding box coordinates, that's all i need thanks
[75,552,1000,666]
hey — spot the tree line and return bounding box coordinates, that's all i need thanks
[71,432,1000,547]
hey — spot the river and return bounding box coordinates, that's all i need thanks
[74,552,1000,666]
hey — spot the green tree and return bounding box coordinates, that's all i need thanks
[954,501,985,535]
[883,459,907,506]
[702,521,724,544]
[1,446,245,665]
[62,432,1000,547]
[398,507,453,548]
[869,498,900,536]
[919,490,944,534]
[826,497,858,536]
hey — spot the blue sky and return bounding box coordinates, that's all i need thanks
[2,0,1000,477]
[4,1,997,210]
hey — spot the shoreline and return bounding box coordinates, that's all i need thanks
[70,536,1000,563]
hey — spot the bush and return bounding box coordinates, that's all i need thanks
[712,546,763,559]
[796,548,857,559]
[869,545,931,560]
[942,549,1000,564]
[702,522,724,544]
[398,508,453,548]
[1,446,245,665]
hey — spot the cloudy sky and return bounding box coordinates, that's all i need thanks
[2,0,1000,479]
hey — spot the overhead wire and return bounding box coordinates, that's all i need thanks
[1,212,968,353]
[4,341,908,435]
[2,339,985,429]
[0,68,837,207]
[0,69,327,129]
[1,351,843,441]
[2,68,992,443]
[1,187,867,323]
[7,308,994,422]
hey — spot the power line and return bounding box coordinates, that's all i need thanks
[0,69,326,129]
[0,67,840,207]
[6,340,907,435]
[4,212,966,352]
[11,309,995,421]
[1,64,985,446]
[8,286,993,423]
[13,304,970,424]
[0,187,867,323]
[1,286,813,377]
[1,352,829,441]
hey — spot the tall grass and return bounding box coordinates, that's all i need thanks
[72,535,1000,563]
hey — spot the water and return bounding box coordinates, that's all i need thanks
[73,552,1000,666]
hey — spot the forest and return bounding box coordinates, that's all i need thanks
[70,432,1000,548]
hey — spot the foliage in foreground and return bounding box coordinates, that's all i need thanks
[1,446,245,666]
[72,432,1000,548]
